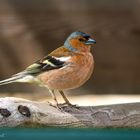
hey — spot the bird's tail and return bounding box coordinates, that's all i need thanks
[0,75,24,86]
[0,71,35,86]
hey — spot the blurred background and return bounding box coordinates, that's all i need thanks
[0,0,140,105]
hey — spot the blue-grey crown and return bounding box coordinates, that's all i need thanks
[66,31,90,41]
[64,31,90,52]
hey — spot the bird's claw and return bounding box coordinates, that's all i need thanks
[48,101,79,112]
[57,103,80,110]
[48,102,64,111]
[57,103,80,113]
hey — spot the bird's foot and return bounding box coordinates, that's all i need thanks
[48,101,79,112]
[57,103,80,112]
[48,102,64,111]
[59,103,79,109]
[57,102,80,109]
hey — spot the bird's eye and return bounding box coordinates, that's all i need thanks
[84,36,89,40]
[78,38,84,42]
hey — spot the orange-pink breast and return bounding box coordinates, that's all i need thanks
[37,52,94,90]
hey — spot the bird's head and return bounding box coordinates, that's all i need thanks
[64,31,96,52]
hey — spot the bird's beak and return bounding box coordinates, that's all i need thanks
[85,38,96,45]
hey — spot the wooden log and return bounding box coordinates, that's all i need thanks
[0,97,140,128]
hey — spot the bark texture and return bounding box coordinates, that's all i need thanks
[0,97,140,128]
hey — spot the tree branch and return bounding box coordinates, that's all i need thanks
[0,97,140,128]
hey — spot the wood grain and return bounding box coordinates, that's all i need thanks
[0,97,140,128]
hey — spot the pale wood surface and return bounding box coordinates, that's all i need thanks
[0,97,140,128]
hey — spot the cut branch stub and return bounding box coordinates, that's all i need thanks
[18,105,31,117]
[0,108,11,117]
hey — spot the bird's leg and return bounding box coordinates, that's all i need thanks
[48,89,58,106]
[58,90,79,109]
[58,90,72,105]
[48,90,66,111]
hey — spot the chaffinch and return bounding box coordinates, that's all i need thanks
[0,31,96,107]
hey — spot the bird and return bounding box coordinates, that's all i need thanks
[0,31,96,108]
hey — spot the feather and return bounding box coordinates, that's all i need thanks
[25,55,70,75]
[0,74,25,86]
